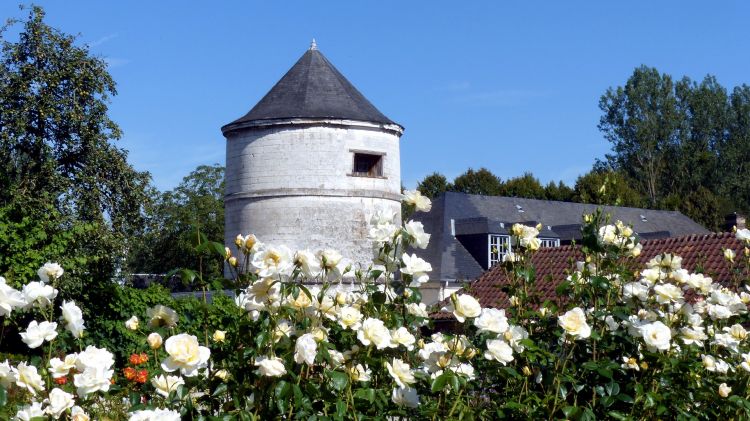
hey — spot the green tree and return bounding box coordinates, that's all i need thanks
[0,6,151,283]
[599,66,682,206]
[573,169,645,208]
[544,181,574,202]
[416,172,451,198]
[127,164,225,279]
[500,172,546,199]
[450,167,503,196]
[720,85,750,216]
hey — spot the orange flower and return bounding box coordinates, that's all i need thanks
[135,369,148,384]
[130,352,150,365]
[54,376,67,385]
[123,367,136,380]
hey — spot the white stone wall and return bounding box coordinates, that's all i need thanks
[224,122,402,269]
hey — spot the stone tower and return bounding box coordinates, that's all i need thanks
[222,42,403,268]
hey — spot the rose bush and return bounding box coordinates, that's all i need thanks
[1,190,750,419]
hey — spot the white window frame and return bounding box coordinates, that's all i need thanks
[539,238,560,248]
[488,234,511,267]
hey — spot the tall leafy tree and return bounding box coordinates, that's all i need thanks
[720,85,750,216]
[450,167,503,196]
[416,172,451,198]
[0,6,151,285]
[544,181,574,202]
[599,66,682,207]
[573,169,645,208]
[500,172,546,199]
[127,164,225,279]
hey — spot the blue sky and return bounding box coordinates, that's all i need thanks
[2,2,749,191]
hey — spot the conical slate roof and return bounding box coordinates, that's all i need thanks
[223,44,399,131]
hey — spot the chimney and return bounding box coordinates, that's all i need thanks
[724,213,747,232]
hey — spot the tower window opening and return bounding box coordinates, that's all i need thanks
[352,153,383,177]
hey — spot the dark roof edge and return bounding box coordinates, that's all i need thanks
[440,191,703,218]
[221,117,405,136]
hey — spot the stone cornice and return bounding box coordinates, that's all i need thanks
[224,188,403,203]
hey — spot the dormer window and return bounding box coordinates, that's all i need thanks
[351,152,384,177]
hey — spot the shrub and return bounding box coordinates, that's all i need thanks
[1,191,750,419]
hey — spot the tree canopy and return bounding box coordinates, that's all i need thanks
[127,164,225,279]
[600,65,750,229]
[0,6,151,285]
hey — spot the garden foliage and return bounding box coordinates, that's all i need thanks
[1,191,750,419]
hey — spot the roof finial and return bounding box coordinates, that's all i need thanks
[310,38,317,50]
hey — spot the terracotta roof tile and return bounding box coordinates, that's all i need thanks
[433,232,746,319]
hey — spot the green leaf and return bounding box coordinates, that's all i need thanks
[275,380,291,399]
[354,388,375,404]
[562,406,579,417]
[0,387,6,407]
[212,383,228,397]
[605,381,620,396]
[607,411,629,421]
[327,370,349,391]
[431,371,450,393]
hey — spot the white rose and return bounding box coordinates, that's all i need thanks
[70,406,90,421]
[736,228,750,243]
[558,307,591,339]
[73,367,113,396]
[386,358,416,388]
[0,360,13,388]
[484,339,514,365]
[255,356,287,377]
[349,364,372,382]
[390,327,416,350]
[46,387,75,419]
[503,325,529,353]
[622,282,649,301]
[449,294,481,322]
[653,284,683,304]
[357,318,393,349]
[12,362,45,395]
[212,330,226,343]
[150,374,185,397]
[20,320,58,349]
[61,301,85,338]
[724,248,736,262]
[474,308,509,334]
[640,321,672,351]
[161,333,211,377]
[403,190,432,212]
[13,402,45,420]
[406,302,429,318]
[21,281,58,309]
[128,408,182,421]
[125,316,139,330]
[252,245,294,278]
[0,277,26,317]
[294,333,318,366]
[404,220,431,249]
[75,346,114,371]
[148,332,163,349]
[400,253,432,286]
[719,382,732,398]
[37,262,64,282]
[391,387,420,408]
[48,354,77,379]
[294,250,322,278]
[337,306,363,330]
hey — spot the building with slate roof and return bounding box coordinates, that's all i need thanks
[432,231,746,321]
[222,41,403,268]
[413,191,710,303]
